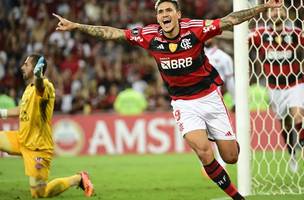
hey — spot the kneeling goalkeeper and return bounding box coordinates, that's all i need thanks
[0,54,94,198]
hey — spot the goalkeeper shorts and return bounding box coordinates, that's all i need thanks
[1,130,53,181]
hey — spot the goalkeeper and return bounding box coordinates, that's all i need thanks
[0,54,94,198]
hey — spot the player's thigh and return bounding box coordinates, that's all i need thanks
[215,140,239,164]
[289,106,304,124]
[287,84,304,123]
[272,83,304,120]
[202,91,238,163]
[268,88,287,119]
[21,147,52,184]
[171,100,207,138]
[203,90,236,141]
[0,130,21,155]
[184,129,214,164]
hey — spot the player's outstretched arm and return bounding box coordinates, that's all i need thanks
[53,13,126,41]
[0,107,20,119]
[220,0,282,30]
[34,56,45,94]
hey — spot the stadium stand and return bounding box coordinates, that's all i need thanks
[0,0,233,114]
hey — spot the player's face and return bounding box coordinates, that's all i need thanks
[21,56,34,80]
[156,2,181,34]
[269,8,286,25]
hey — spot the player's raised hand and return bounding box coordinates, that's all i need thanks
[34,56,45,78]
[265,0,283,8]
[53,13,78,31]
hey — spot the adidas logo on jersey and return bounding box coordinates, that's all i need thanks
[157,44,165,50]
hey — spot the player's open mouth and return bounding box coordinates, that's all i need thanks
[163,19,172,25]
[162,19,172,29]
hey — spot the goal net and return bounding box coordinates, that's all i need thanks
[245,0,304,195]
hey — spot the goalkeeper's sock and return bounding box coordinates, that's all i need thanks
[204,159,244,200]
[43,175,81,197]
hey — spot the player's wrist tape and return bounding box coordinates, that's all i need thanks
[0,109,8,119]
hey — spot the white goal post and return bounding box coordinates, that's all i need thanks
[233,0,251,196]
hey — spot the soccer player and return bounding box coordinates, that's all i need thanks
[250,7,304,173]
[0,54,94,198]
[54,0,282,199]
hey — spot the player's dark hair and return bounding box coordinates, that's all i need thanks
[155,0,180,11]
[29,53,47,75]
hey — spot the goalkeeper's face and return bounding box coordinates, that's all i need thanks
[21,56,34,81]
[270,7,287,25]
[156,2,181,35]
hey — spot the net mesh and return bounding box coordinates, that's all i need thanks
[247,0,304,195]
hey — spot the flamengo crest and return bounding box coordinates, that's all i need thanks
[180,38,192,50]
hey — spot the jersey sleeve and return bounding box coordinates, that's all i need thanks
[124,27,151,49]
[40,79,55,101]
[192,19,223,42]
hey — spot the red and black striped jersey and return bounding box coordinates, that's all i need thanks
[250,26,304,89]
[124,18,223,100]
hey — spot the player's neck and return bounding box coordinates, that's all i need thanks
[163,26,180,40]
[26,77,35,86]
[274,22,283,32]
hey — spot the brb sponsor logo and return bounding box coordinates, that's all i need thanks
[160,57,192,69]
[266,49,293,60]
[53,119,84,156]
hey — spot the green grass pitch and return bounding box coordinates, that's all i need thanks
[0,153,303,200]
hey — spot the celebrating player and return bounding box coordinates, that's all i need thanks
[54,0,282,199]
[250,7,304,173]
[0,54,94,198]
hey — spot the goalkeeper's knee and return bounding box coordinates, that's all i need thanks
[30,187,46,198]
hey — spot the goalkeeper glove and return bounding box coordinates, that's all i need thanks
[34,56,45,78]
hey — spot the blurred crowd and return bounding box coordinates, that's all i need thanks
[0,0,233,114]
[0,0,302,114]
